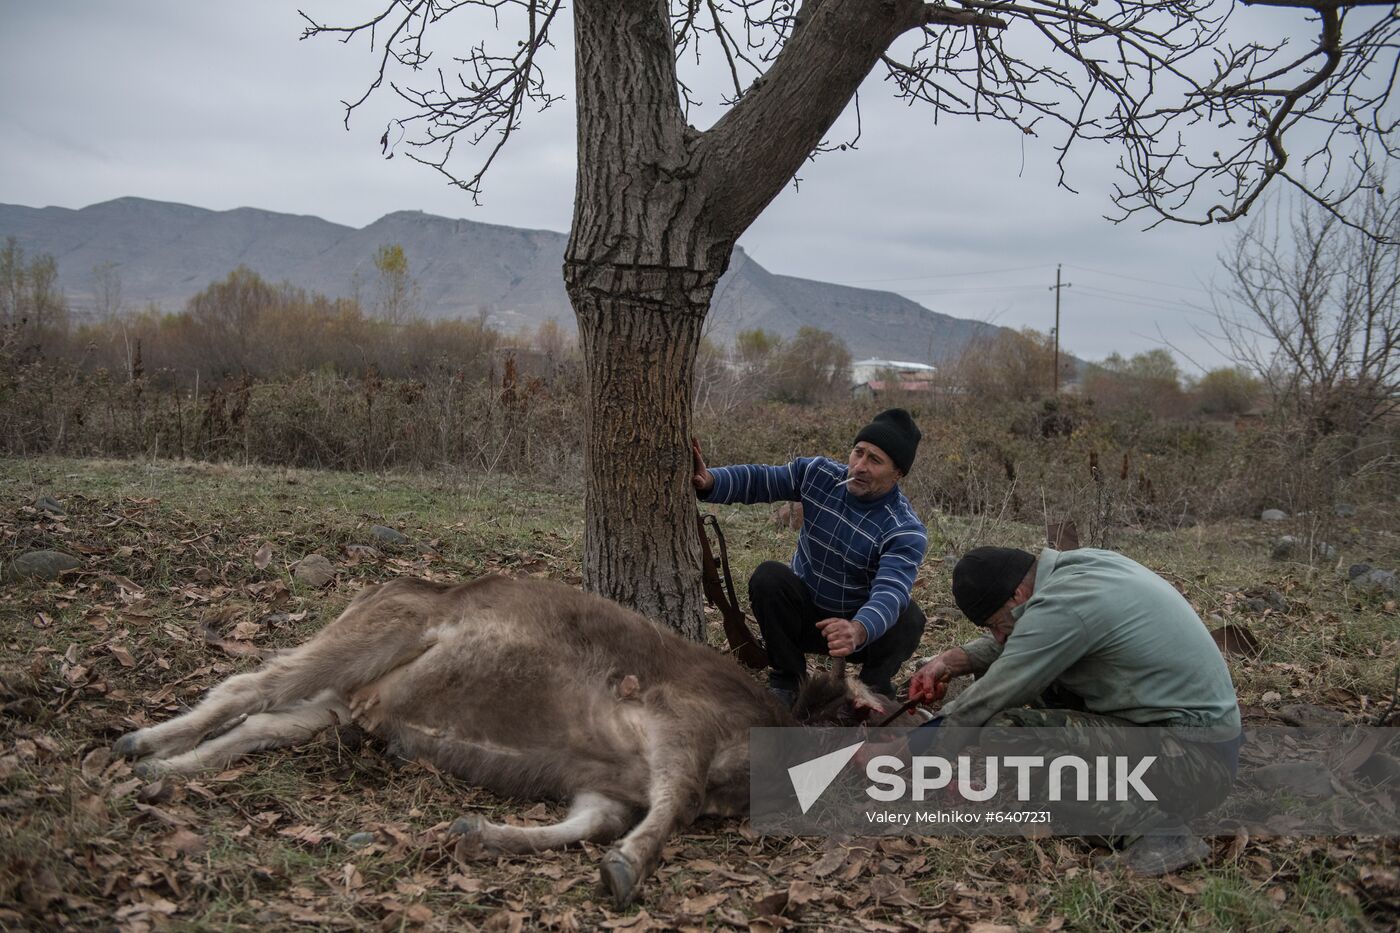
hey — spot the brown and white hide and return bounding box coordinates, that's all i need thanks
[112,575,895,906]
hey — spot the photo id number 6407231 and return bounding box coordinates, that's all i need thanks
[987,811,1051,824]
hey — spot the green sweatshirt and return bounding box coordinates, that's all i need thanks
[943,548,1241,741]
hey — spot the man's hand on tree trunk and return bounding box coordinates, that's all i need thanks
[691,438,714,494]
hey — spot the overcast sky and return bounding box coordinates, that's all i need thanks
[0,2,1347,370]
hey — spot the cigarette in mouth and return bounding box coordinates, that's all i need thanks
[836,477,856,486]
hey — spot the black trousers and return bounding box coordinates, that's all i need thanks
[748,560,926,695]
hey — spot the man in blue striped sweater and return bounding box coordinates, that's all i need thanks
[692,409,929,705]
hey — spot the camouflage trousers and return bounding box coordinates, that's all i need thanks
[978,707,1235,837]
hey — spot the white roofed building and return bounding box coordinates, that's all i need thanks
[850,359,938,400]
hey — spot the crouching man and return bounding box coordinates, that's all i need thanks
[692,409,928,705]
[909,546,1242,875]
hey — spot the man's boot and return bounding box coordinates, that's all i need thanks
[1099,826,1209,876]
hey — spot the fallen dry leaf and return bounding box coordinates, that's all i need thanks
[230,620,261,640]
[484,909,528,933]
[278,824,331,846]
[752,890,789,916]
[786,880,820,907]
[162,828,207,856]
[1162,874,1204,895]
[811,848,847,878]
[340,862,364,891]
[600,910,660,930]
[679,891,729,915]
[81,747,112,780]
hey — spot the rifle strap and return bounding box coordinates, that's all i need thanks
[702,513,741,615]
[697,512,769,669]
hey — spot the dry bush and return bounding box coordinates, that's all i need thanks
[938,328,1057,403]
[64,267,501,386]
[1193,366,1262,417]
[4,257,1395,538]
[694,328,852,412]
[0,350,583,483]
[1081,349,1192,423]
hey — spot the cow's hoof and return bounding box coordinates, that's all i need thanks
[600,850,639,909]
[132,758,167,780]
[112,732,145,759]
[448,815,487,858]
[448,815,483,837]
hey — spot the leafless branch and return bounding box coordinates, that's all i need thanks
[302,0,1398,235]
[868,1,1398,239]
[299,0,564,203]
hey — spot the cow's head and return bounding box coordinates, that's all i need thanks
[790,670,929,727]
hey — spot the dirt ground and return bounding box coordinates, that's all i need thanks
[2,457,1398,931]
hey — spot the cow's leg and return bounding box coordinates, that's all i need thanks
[114,621,431,761]
[114,670,273,761]
[133,691,350,777]
[599,741,709,908]
[450,791,633,855]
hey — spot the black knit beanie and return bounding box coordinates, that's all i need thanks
[952,547,1036,625]
[853,408,921,475]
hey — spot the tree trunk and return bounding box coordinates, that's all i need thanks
[565,0,925,635]
[566,262,719,638]
[565,0,729,634]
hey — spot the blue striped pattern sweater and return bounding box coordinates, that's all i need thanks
[702,457,927,644]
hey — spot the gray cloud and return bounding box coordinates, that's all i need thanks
[1,1,1322,370]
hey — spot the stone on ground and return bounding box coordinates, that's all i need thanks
[294,554,336,587]
[5,550,83,582]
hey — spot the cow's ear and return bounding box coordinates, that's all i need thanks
[848,681,887,717]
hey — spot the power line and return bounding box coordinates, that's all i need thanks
[1063,262,1210,293]
[843,263,1053,284]
[899,283,1047,297]
[1073,285,1212,317]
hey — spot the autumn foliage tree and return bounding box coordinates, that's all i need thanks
[1083,349,1191,420]
[1194,367,1262,417]
[301,0,1399,636]
[1,237,70,360]
[946,328,1057,404]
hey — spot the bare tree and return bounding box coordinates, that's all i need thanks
[301,0,1398,636]
[372,243,420,325]
[91,261,138,380]
[1214,186,1400,440]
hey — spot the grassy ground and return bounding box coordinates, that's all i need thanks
[1,456,1398,931]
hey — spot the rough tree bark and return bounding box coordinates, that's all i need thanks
[564,0,926,632]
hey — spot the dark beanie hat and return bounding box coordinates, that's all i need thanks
[952,547,1035,625]
[854,408,921,475]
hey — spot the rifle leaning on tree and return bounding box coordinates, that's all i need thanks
[696,513,768,670]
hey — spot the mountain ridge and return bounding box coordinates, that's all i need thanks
[0,196,1005,362]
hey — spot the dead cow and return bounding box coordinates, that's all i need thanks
[113,575,906,906]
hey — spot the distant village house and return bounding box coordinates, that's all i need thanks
[850,358,937,400]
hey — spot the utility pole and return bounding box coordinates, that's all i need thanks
[1049,264,1071,394]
